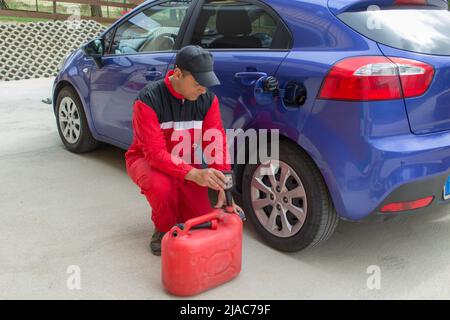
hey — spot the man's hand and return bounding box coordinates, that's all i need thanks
[185,168,227,191]
[214,189,244,215]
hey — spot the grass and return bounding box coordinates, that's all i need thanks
[0,15,50,23]
[0,15,113,26]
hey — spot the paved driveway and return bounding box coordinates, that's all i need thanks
[1,78,450,299]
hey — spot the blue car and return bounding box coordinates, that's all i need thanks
[53,0,450,252]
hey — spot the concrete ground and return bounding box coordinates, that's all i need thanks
[1,77,450,300]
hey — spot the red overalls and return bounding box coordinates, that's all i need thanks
[125,70,231,232]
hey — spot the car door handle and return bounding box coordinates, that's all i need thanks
[234,72,268,86]
[234,72,268,79]
[144,70,162,81]
[144,70,162,78]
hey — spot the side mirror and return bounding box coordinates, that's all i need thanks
[82,38,105,68]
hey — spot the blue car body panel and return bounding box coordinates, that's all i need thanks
[53,0,450,221]
[89,53,174,145]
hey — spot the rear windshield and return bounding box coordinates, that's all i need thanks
[338,7,450,55]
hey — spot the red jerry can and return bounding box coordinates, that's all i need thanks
[161,209,243,296]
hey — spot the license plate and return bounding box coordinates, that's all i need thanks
[444,176,450,200]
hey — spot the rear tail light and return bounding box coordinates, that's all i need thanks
[394,0,427,5]
[380,196,434,213]
[389,57,435,98]
[318,56,434,101]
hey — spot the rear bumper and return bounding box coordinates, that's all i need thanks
[369,170,450,220]
[338,133,450,220]
[300,99,450,221]
[362,132,450,219]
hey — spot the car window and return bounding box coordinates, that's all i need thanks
[190,0,291,49]
[109,0,192,55]
[338,7,450,56]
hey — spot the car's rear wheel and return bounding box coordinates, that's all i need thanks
[242,140,338,252]
[56,86,99,153]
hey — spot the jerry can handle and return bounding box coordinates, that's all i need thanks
[172,210,223,237]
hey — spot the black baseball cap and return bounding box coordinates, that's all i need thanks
[175,45,221,87]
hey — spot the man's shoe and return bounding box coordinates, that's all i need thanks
[150,230,166,256]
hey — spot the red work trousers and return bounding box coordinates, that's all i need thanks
[126,158,214,232]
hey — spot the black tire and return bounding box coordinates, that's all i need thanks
[55,86,99,153]
[242,140,338,252]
